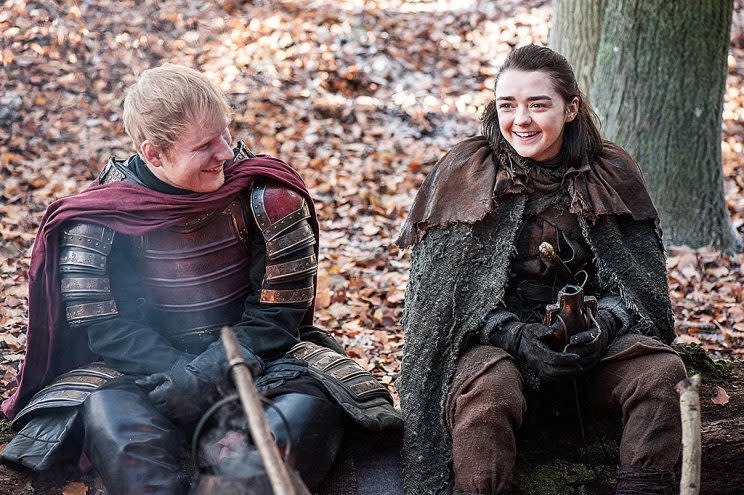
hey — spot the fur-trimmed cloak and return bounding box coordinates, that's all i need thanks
[396,137,674,495]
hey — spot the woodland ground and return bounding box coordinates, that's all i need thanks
[0,0,742,493]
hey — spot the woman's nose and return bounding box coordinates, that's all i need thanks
[514,106,531,126]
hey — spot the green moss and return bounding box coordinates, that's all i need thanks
[0,419,13,444]
[514,428,618,494]
[672,343,733,379]
[515,458,614,495]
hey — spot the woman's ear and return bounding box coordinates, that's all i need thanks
[565,97,580,122]
[140,140,163,167]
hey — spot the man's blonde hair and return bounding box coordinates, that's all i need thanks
[123,64,232,154]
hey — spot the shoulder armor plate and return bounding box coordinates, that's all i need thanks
[59,221,118,326]
[98,155,148,186]
[286,341,402,431]
[12,363,122,428]
[61,222,115,256]
[251,183,313,242]
[251,182,317,306]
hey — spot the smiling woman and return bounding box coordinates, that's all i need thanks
[397,45,686,495]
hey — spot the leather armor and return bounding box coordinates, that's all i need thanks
[59,222,118,327]
[59,143,317,344]
[251,182,317,305]
[2,363,122,471]
[11,363,122,428]
[284,341,402,431]
[130,195,257,341]
[505,197,596,321]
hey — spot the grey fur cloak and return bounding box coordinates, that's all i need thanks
[396,138,675,495]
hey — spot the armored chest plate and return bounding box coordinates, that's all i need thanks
[133,195,255,339]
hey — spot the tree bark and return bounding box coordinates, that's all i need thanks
[549,0,606,96]
[589,0,741,252]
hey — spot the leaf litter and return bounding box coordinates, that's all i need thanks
[0,0,743,491]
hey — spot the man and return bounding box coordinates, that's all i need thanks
[1,64,400,494]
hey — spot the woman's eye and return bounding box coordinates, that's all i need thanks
[498,103,513,110]
[530,102,546,109]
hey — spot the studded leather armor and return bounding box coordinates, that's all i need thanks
[58,146,317,350]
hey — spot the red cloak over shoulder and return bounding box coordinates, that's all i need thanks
[2,156,318,419]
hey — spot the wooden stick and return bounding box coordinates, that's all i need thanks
[676,374,702,495]
[221,326,297,495]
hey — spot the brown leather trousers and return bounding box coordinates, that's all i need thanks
[446,334,686,495]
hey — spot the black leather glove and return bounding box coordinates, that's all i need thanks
[136,342,264,425]
[136,365,212,425]
[564,309,616,370]
[509,321,583,381]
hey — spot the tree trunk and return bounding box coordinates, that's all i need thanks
[548,0,606,96]
[589,0,741,252]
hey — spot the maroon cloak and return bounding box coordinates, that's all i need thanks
[2,156,318,419]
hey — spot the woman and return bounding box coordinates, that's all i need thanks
[397,45,685,495]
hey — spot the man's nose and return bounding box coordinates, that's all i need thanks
[216,139,234,161]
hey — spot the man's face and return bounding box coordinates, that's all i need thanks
[495,70,578,162]
[150,116,234,193]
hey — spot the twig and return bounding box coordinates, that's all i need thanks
[221,326,299,495]
[676,375,702,495]
[678,321,717,331]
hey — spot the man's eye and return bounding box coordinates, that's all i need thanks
[498,103,513,110]
[530,103,546,109]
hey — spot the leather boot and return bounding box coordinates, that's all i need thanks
[83,377,189,495]
[198,392,344,491]
[615,466,676,495]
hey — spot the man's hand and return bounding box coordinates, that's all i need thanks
[135,343,263,425]
[564,310,614,370]
[136,366,215,425]
[516,322,583,381]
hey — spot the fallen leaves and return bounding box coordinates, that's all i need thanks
[0,0,741,423]
[711,386,731,406]
[669,246,744,357]
[61,482,88,495]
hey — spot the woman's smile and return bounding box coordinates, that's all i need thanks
[513,130,541,143]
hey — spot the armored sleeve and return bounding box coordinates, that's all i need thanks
[228,181,318,360]
[251,181,317,306]
[59,221,195,375]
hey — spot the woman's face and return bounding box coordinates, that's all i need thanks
[495,70,578,162]
[144,116,234,193]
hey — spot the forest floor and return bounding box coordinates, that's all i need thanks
[0,0,743,493]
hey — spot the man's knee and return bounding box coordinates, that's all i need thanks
[83,378,182,451]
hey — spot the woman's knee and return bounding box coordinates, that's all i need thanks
[447,346,525,429]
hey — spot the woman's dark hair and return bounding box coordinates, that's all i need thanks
[481,45,603,165]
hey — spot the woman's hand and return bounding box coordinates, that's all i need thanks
[516,322,583,381]
[564,310,615,370]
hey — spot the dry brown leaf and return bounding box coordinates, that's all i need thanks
[62,482,88,495]
[711,386,730,406]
